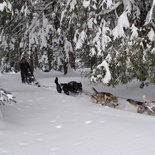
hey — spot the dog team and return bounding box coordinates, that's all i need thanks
[54,77,155,116]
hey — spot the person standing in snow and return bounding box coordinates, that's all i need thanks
[19,58,33,83]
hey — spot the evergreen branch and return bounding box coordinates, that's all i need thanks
[98,1,123,16]
[25,1,53,35]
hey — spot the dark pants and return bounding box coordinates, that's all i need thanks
[21,72,28,83]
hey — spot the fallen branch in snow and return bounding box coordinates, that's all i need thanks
[0,89,16,119]
[0,89,16,106]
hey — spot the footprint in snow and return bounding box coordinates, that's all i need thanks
[36,138,44,142]
[18,142,29,146]
[49,147,58,152]
[72,142,83,146]
[0,148,8,154]
[85,120,92,124]
[25,105,30,108]
[55,125,63,129]
[99,120,105,124]
[36,97,44,101]
[28,99,33,102]
[17,108,24,111]
[23,132,42,136]
[50,121,63,129]
[49,147,58,155]
[50,120,57,123]
[30,132,42,136]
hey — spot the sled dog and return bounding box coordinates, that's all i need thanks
[126,98,146,113]
[126,99,145,107]
[127,98,155,115]
[90,87,119,107]
[142,95,155,105]
[54,77,82,95]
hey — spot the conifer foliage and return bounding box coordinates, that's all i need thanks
[0,0,155,86]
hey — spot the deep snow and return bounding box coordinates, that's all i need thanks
[0,69,155,155]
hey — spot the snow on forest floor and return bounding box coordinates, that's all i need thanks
[0,69,155,155]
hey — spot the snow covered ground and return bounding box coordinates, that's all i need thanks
[0,69,155,155]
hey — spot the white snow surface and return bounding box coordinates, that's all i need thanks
[0,70,155,155]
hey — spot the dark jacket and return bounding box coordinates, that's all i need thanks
[19,59,32,75]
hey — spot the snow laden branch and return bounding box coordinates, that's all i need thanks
[25,1,53,36]
[0,1,11,12]
[98,1,123,16]
[145,0,155,24]
[0,89,16,106]
[76,30,87,50]
[112,11,130,39]
[91,60,111,84]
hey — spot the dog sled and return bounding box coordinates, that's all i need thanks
[25,73,40,87]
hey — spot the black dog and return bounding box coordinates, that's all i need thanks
[54,77,82,95]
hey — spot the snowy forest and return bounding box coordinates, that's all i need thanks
[0,0,155,86]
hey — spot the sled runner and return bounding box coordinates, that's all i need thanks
[25,72,35,84]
